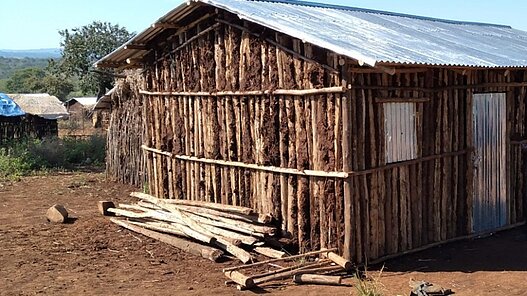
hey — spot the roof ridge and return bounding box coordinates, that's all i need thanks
[244,0,512,29]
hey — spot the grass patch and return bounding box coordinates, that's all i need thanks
[354,266,385,296]
[0,135,105,180]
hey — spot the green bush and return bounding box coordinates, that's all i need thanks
[0,135,106,179]
[0,147,32,179]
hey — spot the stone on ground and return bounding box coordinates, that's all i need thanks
[46,204,69,223]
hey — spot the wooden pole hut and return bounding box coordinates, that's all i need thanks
[1,93,68,144]
[62,97,104,138]
[7,93,69,140]
[95,0,527,263]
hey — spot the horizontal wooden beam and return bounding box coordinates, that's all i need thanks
[94,61,126,68]
[151,22,180,30]
[124,44,147,50]
[140,86,345,97]
[351,82,527,92]
[511,139,527,145]
[351,67,430,74]
[141,145,349,179]
[350,150,469,177]
[375,97,430,103]
[126,58,143,65]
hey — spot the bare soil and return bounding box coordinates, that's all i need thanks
[1,172,526,295]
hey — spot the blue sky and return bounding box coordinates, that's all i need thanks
[1,0,526,50]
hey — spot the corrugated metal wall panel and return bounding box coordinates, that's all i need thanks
[472,93,507,233]
[384,102,417,163]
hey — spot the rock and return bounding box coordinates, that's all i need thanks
[47,204,69,223]
[98,201,116,216]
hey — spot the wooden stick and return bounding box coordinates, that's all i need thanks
[222,248,337,272]
[109,218,223,262]
[200,222,259,246]
[110,207,216,244]
[252,260,331,281]
[253,260,335,285]
[349,150,469,177]
[170,203,269,224]
[131,192,254,215]
[224,271,254,288]
[122,200,255,263]
[293,274,343,285]
[134,194,274,236]
[178,208,276,236]
[342,94,352,260]
[141,146,349,179]
[127,220,185,237]
[375,97,430,103]
[253,247,287,259]
[323,251,353,271]
[214,238,253,264]
[139,86,345,97]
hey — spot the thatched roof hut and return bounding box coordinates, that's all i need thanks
[8,93,68,120]
[1,93,69,142]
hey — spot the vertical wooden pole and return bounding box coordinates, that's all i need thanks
[342,63,353,260]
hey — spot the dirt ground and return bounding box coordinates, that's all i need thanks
[1,172,527,296]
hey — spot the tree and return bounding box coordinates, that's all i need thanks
[5,68,46,93]
[4,64,74,101]
[42,60,74,101]
[58,21,134,97]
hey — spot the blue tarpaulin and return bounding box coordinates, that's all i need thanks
[0,93,25,117]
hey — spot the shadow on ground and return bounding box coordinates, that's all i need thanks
[376,226,527,273]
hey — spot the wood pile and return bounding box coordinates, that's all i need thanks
[107,192,283,264]
[104,192,354,290]
[223,248,352,290]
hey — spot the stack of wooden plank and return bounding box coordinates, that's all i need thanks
[106,192,284,263]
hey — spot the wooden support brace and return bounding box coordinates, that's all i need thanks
[141,145,349,179]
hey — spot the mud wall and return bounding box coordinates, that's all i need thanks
[140,16,345,254]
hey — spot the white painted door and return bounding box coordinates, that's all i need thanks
[472,93,507,233]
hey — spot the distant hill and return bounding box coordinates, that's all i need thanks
[0,57,50,80]
[0,48,61,59]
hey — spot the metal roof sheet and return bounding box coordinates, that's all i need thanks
[96,0,527,68]
[65,97,98,107]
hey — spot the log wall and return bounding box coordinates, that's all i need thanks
[106,73,146,188]
[0,115,58,145]
[344,67,527,262]
[142,19,345,253]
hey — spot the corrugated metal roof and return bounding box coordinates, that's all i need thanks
[96,0,527,68]
[8,94,69,120]
[65,97,98,107]
[0,93,25,117]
